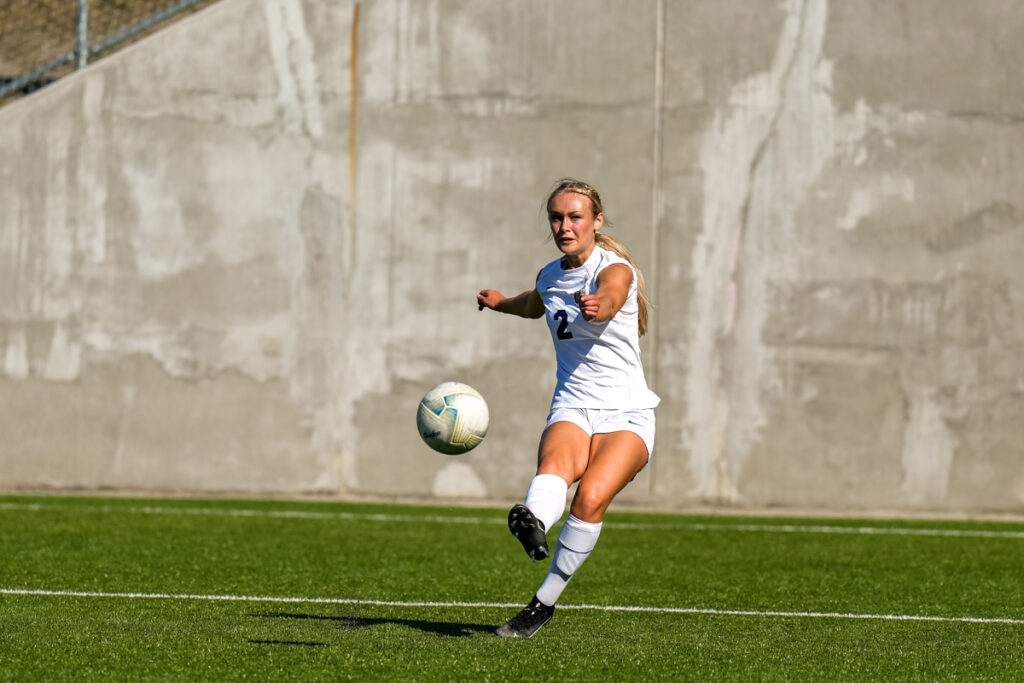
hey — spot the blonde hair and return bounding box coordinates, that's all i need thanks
[545,178,650,336]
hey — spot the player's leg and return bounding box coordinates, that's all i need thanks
[533,431,649,608]
[568,430,649,523]
[536,419,593,484]
[498,431,649,637]
[496,421,592,638]
[507,420,590,561]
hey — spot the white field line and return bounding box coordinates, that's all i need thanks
[2,501,1024,539]
[2,588,1023,626]
[0,502,504,526]
[613,521,1024,539]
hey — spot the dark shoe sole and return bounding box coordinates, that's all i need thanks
[508,504,549,561]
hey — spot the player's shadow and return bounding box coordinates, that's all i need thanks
[254,611,495,638]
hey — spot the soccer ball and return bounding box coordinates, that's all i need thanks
[416,381,490,455]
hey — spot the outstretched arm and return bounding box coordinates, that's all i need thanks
[577,263,633,323]
[477,288,545,319]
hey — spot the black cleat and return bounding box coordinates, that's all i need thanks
[496,595,555,638]
[508,504,549,561]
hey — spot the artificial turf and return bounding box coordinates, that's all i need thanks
[1,495,1023,680]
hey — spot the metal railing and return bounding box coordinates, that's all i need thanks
[1,0,218,102]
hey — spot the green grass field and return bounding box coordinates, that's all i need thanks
[2,495,1024,681]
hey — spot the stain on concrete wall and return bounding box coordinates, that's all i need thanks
[1,0,1023,515]
[684,0,834,503]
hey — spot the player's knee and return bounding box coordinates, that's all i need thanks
[570,485,611,522]
[537,458,577,485]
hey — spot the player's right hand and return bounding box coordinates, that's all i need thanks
[477,289,504,311]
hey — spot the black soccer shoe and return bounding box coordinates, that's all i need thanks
[508,504,549,561]
[495,595,555,638]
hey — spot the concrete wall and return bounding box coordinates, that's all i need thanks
[2,0,1023,515]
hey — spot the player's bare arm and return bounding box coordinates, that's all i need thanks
[578,263,632,323]
[477,287,544,318]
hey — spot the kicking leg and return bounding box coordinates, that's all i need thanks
[506,421,589,561]
[535,432,649,606]
[498,431,648,637]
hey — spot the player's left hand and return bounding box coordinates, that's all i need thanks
[577,292,600,321]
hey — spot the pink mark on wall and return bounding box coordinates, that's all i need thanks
[722,231,741,338]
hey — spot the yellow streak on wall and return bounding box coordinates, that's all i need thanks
[349,3,359,199]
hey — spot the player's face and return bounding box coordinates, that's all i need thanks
[548,192,603,267]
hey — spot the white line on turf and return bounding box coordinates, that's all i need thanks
[2,501,1024,539]
[612,521,1024,539]
[2,588,1022,625]
[0,502,504,526]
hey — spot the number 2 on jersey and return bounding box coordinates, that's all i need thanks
[553,310,573,340]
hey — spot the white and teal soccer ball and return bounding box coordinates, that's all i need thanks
[416,381,490,455]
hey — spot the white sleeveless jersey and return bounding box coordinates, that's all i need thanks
[536,245,660,409]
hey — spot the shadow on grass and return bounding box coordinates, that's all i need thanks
[255,611,495,638]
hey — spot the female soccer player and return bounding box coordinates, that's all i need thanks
[477,178,659,638]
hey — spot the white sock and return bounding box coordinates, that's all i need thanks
[524,473,568,532]
[535,514,602,607]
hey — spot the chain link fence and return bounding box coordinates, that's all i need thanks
[1,0,220,106]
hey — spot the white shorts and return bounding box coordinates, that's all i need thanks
[546,406,656,458]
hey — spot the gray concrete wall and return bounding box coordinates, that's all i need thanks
[1,0,1023,515]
